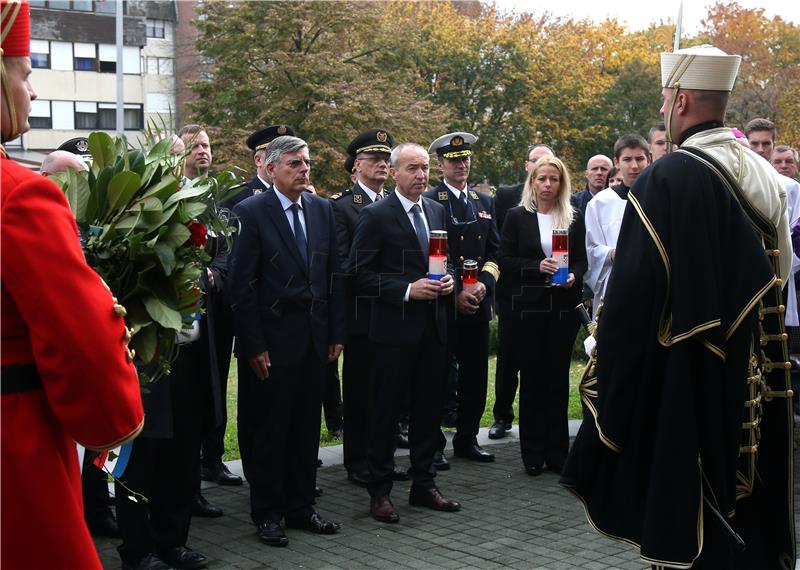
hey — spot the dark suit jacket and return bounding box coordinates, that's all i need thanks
[228,188,346,366]
[422,182,500,323]
[349,192,449,346]
[223,176,269,211]
[495,182,524,232]
[497,206,587,318]
[331,183,381,336]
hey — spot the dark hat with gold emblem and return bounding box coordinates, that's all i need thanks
[246,124,296,153]
[344,154,355,174]
[57,137,92,159]
[347,128,394,156]
[428,131,478,159]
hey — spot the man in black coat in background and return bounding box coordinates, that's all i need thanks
[423,132,500,465]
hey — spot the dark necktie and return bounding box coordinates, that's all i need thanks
[459,191,468,207]
[411,204,429,257]
[374,192,382,201]
[290,203,308,266]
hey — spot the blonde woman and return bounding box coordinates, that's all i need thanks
[497,156,587,476]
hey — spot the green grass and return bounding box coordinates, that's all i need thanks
[223,356,587,461]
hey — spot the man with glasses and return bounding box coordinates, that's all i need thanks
[424,132,500,465]
[331,129,410,487]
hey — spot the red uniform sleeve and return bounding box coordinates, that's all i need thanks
[1,166,144,450]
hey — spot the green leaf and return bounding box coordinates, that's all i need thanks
[127,149,146,177]
[107,171,143,213]
[163,223,191,248]
[61,168,91,223]
[181,201,207,220]
[153,242,176,275]
[134,196,164,212]
[88,132,116,169]
[130,323,157,364]
[164,181,211,207]
[91,166,114,220]
[115,211,144,233]
[146,136,176,164]
[142,296,182,331]
[142,174,178,202]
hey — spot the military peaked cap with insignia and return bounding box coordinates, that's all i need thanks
[429,131,478,159]
[57,137,92,159]
[347,128,394,156]
[246,124,296,153]
[344,154,355,174]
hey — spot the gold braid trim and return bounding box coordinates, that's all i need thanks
[480,261,500,282]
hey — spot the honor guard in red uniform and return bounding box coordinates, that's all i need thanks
[1,2,144,568]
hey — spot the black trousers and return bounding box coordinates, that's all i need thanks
[512,309,578,470]
[237,348,324,524]
[367,319,446,497]
[342,334,373,474]
[116,346,203,561]
[82,451,111,522]
[200,313,233,467]
[492,312,519,424]
[322,361,343,433]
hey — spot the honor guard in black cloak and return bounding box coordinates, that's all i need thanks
[330,129,396,486]
[423,132,500,463]
[228,124,296,210]
[560,45,795,569]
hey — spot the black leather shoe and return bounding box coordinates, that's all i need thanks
[192,493,223,518]
[347,470,371,487]
[525,465,544,476]
[329,427,343,440]
[256,522,288,547]
[454,443,495,462]
[158,546,208,570]
[433,450,450,471]
[488,421,511,440]
[121,554,174,570]
[200,463,243,486]
[86,510,120,538]
[317,458,323,467]
[314,485,323,497]
[390,466,410,481]
[396,421,410,449]
[546,462,564,474]
[285,512,341,534]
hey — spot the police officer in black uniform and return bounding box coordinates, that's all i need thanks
[423,132,500,464]
[331,128,411,486]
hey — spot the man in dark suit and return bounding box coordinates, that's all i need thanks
[350,142,461,524]
[331,128,398,486]
[229,135,345,547]
[490,142,554,441]
[424,132,500,465]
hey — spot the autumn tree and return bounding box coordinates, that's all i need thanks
[188,0,448,194]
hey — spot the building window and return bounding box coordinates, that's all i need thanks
[30,40,50,69]
[73,0,92,11]
[29,100,52,129]
[28,0,46,7]
[95,1,126,14]
[146,19,165,39]
[144,56,173,76]
[74,42,97,72]
[74,102,143,131]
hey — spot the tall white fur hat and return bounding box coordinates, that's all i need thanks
[661,45,741,91]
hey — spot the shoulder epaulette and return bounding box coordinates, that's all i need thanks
[330,188,352,201]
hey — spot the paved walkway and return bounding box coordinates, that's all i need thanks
[95,422,800,569]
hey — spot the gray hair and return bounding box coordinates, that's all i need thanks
[390,142,427,167]
[265,136,308,168]
[774,144,799,162]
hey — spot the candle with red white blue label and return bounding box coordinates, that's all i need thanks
[428,230,448,280]
[551,229,569,285]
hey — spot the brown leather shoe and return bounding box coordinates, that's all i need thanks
[370,495,400,523]
[408,486,461,512]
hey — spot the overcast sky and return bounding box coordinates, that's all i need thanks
[494,0,798,36]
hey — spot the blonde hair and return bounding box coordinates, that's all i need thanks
[520,156,575,229]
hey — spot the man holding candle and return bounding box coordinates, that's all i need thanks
[424,132,500,464]
[350,142,460,524]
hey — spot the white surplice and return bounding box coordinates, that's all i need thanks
[584,187,627,315]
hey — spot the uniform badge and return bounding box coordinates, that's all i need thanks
[353,194,363,204]
[277,126,287,135]
[451,136,464,146]
[469,191,479,200]
[478,211,492,219]
[438,191,448,201]
[76,139,89,153]
[376,131,388,142]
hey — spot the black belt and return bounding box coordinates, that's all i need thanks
[1,364,42,395]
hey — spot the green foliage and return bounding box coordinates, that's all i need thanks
[50,131,241,384]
